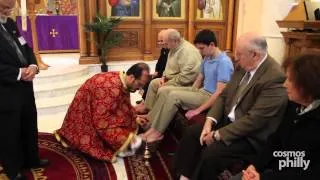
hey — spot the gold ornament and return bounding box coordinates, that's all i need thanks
[143,141,151,166]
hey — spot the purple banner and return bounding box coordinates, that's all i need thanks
[16,16,79,51]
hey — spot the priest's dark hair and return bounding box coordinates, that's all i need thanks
[126,62,150,79]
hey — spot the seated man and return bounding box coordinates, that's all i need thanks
[173,32,288,180]
[239,52,320,180]
[140,29,169,100]
[141,29,234,143]
[138,29,202,114]
[54,63,150,162]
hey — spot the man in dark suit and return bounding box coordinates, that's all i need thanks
[140,29,169,100]
[173,32,288,180]
[0,0,48,179]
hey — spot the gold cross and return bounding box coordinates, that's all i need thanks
[50,28,59,38]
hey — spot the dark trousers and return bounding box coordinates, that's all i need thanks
[142,75,159,100]
[0,87,39,178]
[141,80,150,100]
[173,122,257,180]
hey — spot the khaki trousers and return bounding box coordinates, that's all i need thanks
[148,87,211,133]
[145,78,181,110]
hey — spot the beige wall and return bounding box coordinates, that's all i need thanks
[237,0,297,64]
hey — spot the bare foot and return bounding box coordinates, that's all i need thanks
[139,133,147,141]
[145,130,164,143]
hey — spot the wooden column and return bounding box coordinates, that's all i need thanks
[88,0,98,56]
[232,0,240,51]
[98,0,106,15]
[27,0,48,70]
[226,0,235,51]
[79,0,99,64]
[144,0,153,61]
[78,0,88,57]
[188,0,195,42]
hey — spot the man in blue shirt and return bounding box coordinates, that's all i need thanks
[140,29,234,143]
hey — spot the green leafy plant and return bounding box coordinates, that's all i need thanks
[84,14,123,72]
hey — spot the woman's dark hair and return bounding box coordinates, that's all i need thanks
[126,63,150,79]
[193,29,218,46]
[283,51,320,100]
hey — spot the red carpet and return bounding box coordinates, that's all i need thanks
[21,132,178,180]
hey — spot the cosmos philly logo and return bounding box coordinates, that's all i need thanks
[273,151,310,170]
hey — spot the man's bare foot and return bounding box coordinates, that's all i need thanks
[145,130,164,143]
[139,133,147,141]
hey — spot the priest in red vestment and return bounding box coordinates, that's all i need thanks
[54,63,150,162]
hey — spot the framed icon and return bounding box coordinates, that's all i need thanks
[153,0,186,20]
[196,0,224,21]
[107,0,143,20]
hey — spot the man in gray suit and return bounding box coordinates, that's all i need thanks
[173,32,288,180]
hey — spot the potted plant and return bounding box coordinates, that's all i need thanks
[84,14,123,72]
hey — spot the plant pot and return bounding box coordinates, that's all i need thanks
[101,64,108,72]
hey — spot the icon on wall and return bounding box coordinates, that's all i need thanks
[196,0,223,20]
[153,0,185,20]
[107,0,141,19]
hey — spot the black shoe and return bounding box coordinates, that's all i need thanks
[29,159,50,169]
[9,172,26,180]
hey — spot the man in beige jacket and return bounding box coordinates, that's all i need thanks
[137,29,202,115]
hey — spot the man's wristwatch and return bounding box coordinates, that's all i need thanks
[35,66,40,74]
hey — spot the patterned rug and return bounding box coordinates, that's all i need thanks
[1,132,178,180]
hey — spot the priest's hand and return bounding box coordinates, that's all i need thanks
[136,115,149,127]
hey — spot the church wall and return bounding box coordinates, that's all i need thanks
[237,0,296,64]
[78,0,239,64]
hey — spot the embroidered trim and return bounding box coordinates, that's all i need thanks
[112,128,139,162]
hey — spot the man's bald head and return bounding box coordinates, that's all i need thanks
[235,32,268,71]
[165,28,182,49]
[0,0,16,23]
[166,28,181,41]
[158,29,167,42]
[237,32,268,55]
[157,29,168,48]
